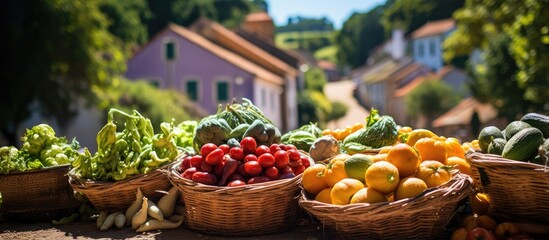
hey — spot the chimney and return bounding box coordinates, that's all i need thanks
[242,11,275,44]
[391,28,405,60]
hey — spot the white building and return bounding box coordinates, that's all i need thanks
[411,19,455,71]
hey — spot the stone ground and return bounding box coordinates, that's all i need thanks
[324,79,369,130]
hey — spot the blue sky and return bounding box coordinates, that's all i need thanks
[267,0,387,29]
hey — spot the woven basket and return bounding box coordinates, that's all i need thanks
[68,160,177,212]
[299,173,473,240]
[467,152,549,223]
[168,159,306,236]
[0,164,80,221]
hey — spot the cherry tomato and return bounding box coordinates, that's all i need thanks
[301,156,311,168]
[240,137,257,155]
[190,155,203,170]
[228,173,245,182]
[293,165,306,175]
[287,149,301,161]
[205,148,224,165]
[179,156,192,172]
[227,180,246,187]
[258,153,275,168]
[229,147,245,161]
[214,160,226,178]
[247,176,271,184]
[280,166,294,174]
[244,161,262,176]
[192,172,217,185]
[284,144,297,151]
[182,167,197,180]
[274,150,289,169]
[200,143,218,157]
[237,163,249,177]
[244,154,258,163]
[269,144,282,155]
[288,158,302,168]
[219,144,230,154]
[264,166,279,180]
[201,161,213,173]
[255,145,271,156]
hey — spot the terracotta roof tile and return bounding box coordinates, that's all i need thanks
[245,12,272,22]
[190,18,297,77]
[167,23,283,85]
[393,73,437,98]
[411,19,455,39]
[432,98,498,128]
[436,65,454,78]
[317,60,336,70]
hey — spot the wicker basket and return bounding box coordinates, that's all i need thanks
[168,159,305,236]
[467,152,549,223]
[299,173,473,240]
[68,160,177,212]
[0,164,80,221]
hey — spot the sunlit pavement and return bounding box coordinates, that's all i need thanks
[324,79,369,130]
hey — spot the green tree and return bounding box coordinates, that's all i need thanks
[98,0,151,46]
[381,0,464,36]
[304,67,328,92]
[336,6,385,68]
[1,0,126,145]
[444,0,549,118]
[405,80,458,126]
[326,101,349,123]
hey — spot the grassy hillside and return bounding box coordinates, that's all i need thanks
[275,31,333,49]
[314,45,338,63]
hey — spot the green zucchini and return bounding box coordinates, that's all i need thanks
[520,113,549,138]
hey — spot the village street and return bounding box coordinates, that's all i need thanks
[325,79,369,130]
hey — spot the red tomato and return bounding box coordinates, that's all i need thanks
[190,155,203,170]
[244,154,258,163]
[201,161,213,173]
[274,150,289,169]
[288,158,302,168]
[269,144,282,155]
[247,176,271,184]
[240,137,257,155]
[200,143,218,157]
[287,149,301,161]
[237,163,249,177]
[180,156,192,172]
[258,153,275,168]
[228,173,245,182]
[191,172,217,185]
[280,166,294,174]
[278,172,296,180]
[264,166,279,180]
[284,144,297,151]
[244,161,262,176]
[181,167,197,180]
[219,144,230,154]
[229,147,245,161]
[227,180,246,187]
[466,227,496,240]
[255,145,271,156]
[301,156,311,168]
[205,148,224,165]
[293,165,306,175]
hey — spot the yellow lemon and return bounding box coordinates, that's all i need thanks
[314,188,332,204]
[394,177,428,201]
[406,129,437,146]
[350,187,387,204]
[447,156,472,176]
[364,161,400,194]
[331,178,364,205]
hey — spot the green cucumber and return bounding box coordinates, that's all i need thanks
[487,138,506,155]
[502,128,544,161]
[504,121,531,140]
[520,113,549,138]
[478,126,504,153]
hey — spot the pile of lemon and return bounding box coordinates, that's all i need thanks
[302,129,473,205]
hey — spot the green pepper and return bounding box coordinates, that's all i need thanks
[96,122,117,154]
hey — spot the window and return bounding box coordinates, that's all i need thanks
[261,88,266,107]
[418,42,424,57]
[186,80,198,101]
[148,79,160,88]
[270,91,275,110]
[165,40,175,61]
[216,81,229,102]
[429,39,436,56]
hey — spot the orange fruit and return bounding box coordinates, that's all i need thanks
[451,228,468,240]
[477,215,497,232]
[302,163,329,195]
[331,178,365,205]
[379,146,392,154]
[314,188,332,204]
[414,137,448,164]
[406,129,437,146]
[461,214,478,231]
[446,137,466,158]
[370,153,388,162]
[364,161,400,194]
[447,156,472,176]
[351,122,365,132]
[323,154,349,187]
[386,143,421,178]
[350,187,386,204]
[416,160,452,188]
[394,177,428,201]
[495,222,522,239]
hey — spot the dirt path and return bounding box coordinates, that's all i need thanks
[324,80,369,130]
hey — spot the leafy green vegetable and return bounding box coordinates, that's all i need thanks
[281,123,322,151]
